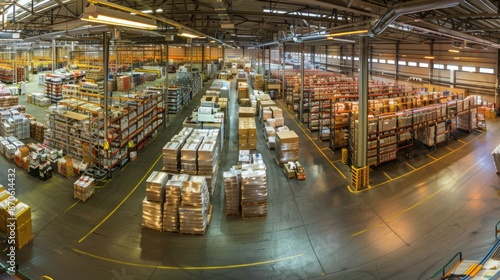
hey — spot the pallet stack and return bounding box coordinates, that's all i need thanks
[179,176,210,234]
[142,171,169,231]
[162,174,189,232]
[241,163,268,218]
[223,171,240,215]
[275,130,299,164]
[117,75,132,92]
[73,175,95,202]
[238,117,257,151]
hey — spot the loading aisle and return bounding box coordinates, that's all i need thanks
[0,77,499,279]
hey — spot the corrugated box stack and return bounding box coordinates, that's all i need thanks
[142,171,169,231]
[163,174,189,232]
[10,202,32,249]
[0,186,33,249]
[258,100,276,123]
[117,75,132,92]
[73,175,95,202]
[253,74,264,91]
[237,82,249,101]
[275,130,300,164]
[197,129,220,195]
[223,171,240,215]
[179,176,210,234]
[238,117,257,151]
[162,140,184,173]
[180,136,203,174]
[241,164,268,218]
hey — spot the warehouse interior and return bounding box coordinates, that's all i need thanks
[0,0,499,279]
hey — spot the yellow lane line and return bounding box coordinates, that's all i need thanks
[351,155,487,237]
[426,154,437,160]
[277,100,347,179]
[458,139,467,144]
[73,248,304,270]
[78,154,162,243]
[64,201,79,213]
[320,147,330,151]
[405,162,416,170]
[383,172,392,180]
[350,131,484,193]
[445,147,454,151]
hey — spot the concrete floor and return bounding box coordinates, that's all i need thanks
[0,74,499,279]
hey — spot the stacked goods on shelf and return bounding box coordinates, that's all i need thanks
[263,106,285,150]
[0,109,30,139]
[26,92,51,106]
[275,130,299,164]
[492,145,500,174]
[179,176,210,234]
[85,69,104,82]
[142,171,169,231]
[457,97,478,132]
[73,175,95,202]
[62,84,80,99]
[241,163,267,218]
[163,174,190,232]
[223,171,240,215]
[117,75,132,92]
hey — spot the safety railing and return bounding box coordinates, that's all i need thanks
[429,252,463,279]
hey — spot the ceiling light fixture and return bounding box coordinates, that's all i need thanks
[177,29,199,38]
[448,49,460,53]
[329,29,368,37]
[424,56,435,59]
[82,5,157,30]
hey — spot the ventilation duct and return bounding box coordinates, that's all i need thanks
[370,0,464,36]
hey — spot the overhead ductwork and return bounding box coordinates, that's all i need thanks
[0,32,24,40]
[24,25,111,42]
[370,0,464,36]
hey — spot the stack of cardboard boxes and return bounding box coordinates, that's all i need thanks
[238,117,257,151]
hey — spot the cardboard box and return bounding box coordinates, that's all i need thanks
[239,143,249,150]
[239,107,255,118]
[276,131,299,144]
[248,142,257,150]
[248,138,257,146]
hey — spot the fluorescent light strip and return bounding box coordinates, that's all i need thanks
[329,29,368,37]
[448,49,460,53]
[178,32,199,38]
[82,15,157,29]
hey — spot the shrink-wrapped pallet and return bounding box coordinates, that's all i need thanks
[145,171,169,202]
[142,197,163,231]
[179,176,210,234]
[241,164,267,218]
[223,172,240,215]
[275,130,299,164]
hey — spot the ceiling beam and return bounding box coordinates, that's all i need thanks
[52,0,77,18]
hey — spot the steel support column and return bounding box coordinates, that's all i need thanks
[299,42,305,122]
[356,36,369,169]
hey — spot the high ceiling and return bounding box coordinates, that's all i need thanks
[0,0,499,48]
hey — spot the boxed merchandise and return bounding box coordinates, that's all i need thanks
[142,197,163,231]
[145,171,169,202]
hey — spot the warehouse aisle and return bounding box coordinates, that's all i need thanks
[0,76,499,279]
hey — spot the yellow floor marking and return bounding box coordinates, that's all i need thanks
[73,248,303,270]
[426,154,437,160]
[445,147,454,151]
[405,162,416,170]
[383,171,392,180]
[277,100,347,179]
[458,139,467,144]
[351,155,487,237]
[63,201,79,213]
[347,131,484,193]
[78,154,162,243]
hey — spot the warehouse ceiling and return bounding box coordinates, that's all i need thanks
[0,0,499,48]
